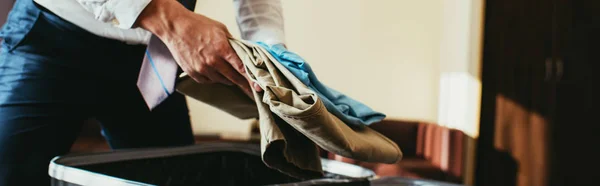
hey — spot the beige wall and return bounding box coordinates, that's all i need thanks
[189,0,445,136]
[437,0,483,139]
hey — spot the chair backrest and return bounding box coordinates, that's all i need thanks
[416,122,466,180]
[327,119,468,182]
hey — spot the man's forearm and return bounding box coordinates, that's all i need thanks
[136,0,192,38]
[70,0,195,40]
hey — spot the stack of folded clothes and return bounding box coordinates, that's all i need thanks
[176,38,402,179]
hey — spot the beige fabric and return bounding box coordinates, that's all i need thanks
[176,38,402,179]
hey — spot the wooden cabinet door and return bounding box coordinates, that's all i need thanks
[476,0,554,185]
[549,1,598,185]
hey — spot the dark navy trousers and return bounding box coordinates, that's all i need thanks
[0,0,195,185]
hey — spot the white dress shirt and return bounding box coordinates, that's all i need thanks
[32,0,285,45]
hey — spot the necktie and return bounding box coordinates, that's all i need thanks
[136,35,178,110]
[137,0,196,110]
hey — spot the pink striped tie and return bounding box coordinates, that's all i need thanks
[136,35,179,110]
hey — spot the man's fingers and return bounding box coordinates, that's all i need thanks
[194,76,211,84]
[188,71,210,84]
[201,66,233,86]
[222,45,246,75]
[217,23,233,38]
[210,71,234,86]
[220,45,264,93]
[217,55,261,95]
[252,82,263,91]
[221,46,265,93]
[224,30,233,38]
[213,57,249,90]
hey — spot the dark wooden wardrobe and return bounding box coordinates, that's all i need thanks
[476,0,597,186]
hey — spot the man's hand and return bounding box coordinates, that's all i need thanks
[136,0,261,96]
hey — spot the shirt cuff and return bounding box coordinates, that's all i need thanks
[244,28,286,46]
[105,0,152,29]
[234,0,286,46]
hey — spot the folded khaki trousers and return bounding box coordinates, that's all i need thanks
[176,39,402,179]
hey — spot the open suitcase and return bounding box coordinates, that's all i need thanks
[49,142,374,186]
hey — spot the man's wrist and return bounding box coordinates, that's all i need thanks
[136,0,191,38]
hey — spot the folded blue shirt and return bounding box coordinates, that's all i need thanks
[256,42,386,127]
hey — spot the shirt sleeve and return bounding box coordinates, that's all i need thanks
[233,0,286,46]
[76,0,152,29]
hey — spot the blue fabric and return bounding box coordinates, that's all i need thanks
[0,1,193,185]
[256,42,386,127]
